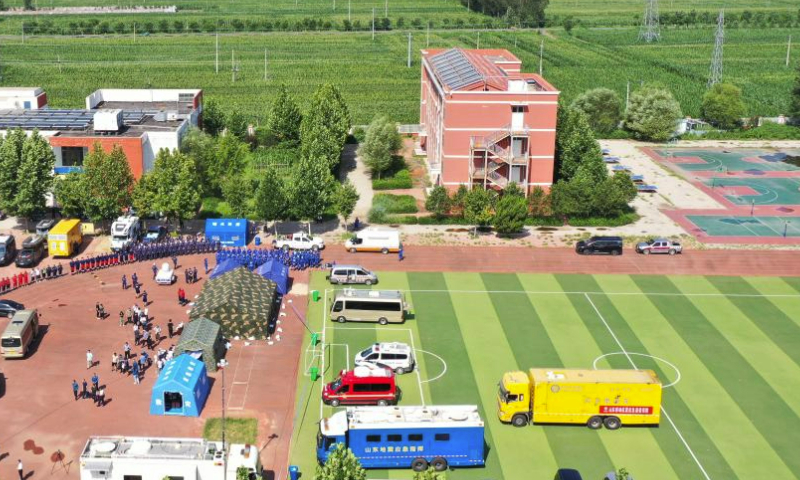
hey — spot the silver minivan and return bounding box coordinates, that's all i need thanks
[327,265,378,285]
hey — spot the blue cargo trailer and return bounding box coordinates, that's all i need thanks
[317,405,485,472]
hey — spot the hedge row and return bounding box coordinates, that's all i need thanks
[372,170,412,190]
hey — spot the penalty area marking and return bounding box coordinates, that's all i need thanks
[593,352,681,388]
[415,349,447,384]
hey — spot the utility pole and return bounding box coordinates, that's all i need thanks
[707,10,724,87]
[332,0,335,11]
[215,32,219,74]
[384,0,387,17]
[538,39,544,76]
[372,8,375,41]
[407,33,412,68]
[626,80,630,112]
[476,31,480,49]
[348,0,351,22]
[133,22,136,43]
[231,50,236,83]
[22,22,24,44]
[787,35,792,67]
[57,55,61,73]
[218,360,229,480]
[426,22,429,47]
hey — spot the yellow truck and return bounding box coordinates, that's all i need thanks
[497,368,661,430]
[48,219,83,257]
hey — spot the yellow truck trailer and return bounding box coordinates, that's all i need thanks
[497,368,661,430]
[48,219,83,257]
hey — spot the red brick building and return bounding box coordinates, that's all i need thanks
[419,48,559,194]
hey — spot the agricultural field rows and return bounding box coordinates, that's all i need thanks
[291,271,800,479]
[2,27,796,124]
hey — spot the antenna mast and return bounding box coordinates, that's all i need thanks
[708,10,724,87]
[638,0,660,43]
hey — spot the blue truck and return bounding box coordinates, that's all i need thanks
[317,405,485,472]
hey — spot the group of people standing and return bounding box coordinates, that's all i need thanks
[0,264,64,293]
[71,374,107,407]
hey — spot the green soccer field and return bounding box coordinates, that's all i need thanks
[289,271,800,479]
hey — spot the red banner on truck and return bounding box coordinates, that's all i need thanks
[600,405,654,415]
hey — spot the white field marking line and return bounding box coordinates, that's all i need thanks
[383,289,800,299]
[415,349,447,384]
[593,352,682,388]
[584,293,712,480]
[755,217,784,237]
[327,343,351,371]
[726,215,762,237]
[319,288,330,420]
[231,344,258,410]
[406,328,426,406]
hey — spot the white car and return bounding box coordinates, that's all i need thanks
[355,342,415,374]
[272,232,325,251]
[635,238,682,255]
[155,262,176,285]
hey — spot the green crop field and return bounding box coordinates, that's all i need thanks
[290,271,800,479]
[2,27,797,123]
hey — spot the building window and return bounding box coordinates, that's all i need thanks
[61,147,87,167]
[366,435,381,443]
[434,433,450,441]
[511,105,525,113]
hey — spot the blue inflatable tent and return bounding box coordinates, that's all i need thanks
[255,259,290,295]
[205,218,248,247]
[210,259,243,280]
[149,354,210,417]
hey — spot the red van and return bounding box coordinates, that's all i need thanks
[322,365,399,407]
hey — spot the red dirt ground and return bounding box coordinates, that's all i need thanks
[0,255,307,480]
[2,245,800,480]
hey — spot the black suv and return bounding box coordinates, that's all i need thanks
[575,236,623,256]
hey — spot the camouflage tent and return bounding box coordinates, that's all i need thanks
[175,317,226,372]
[189,267,277,340]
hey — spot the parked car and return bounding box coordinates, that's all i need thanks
[35,219,56,239]
[354,342,415,374]
[636,238,682,255]
[0,300,25,318]
[15,235,47,268]
[273,232,324,251]
[327,265,378,285]
[0,234,17,265]
[575,236,623,256]
[143,225,168,244]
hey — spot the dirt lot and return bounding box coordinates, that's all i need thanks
[0,254,308,480]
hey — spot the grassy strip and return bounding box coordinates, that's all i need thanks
[372,193,419,214]
[632,275,800,478]
[203,418,258,444]
[372,170,413,190]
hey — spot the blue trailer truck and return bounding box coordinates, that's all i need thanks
[317,405,485,472]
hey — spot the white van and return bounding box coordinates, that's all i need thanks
[110,215,140,251]
[345,227,401,254]
[330,289,407,325]
[355,342,415,374]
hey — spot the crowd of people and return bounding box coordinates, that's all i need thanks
[0,264,64,292]
[215,246,322,272]
[70,237,221,275]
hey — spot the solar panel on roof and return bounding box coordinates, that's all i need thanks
[429,48,485,90]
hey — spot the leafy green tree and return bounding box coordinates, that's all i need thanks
[570,88,623,135]
[15,130,55,222]
[139,149,202,225]
[313,444,366,480]
[180,128,217,191]
[226,110,249,140]
[300,84,351,170]
[265,85,303,146]
[701,83,746,130]
[209,134,250,192]
[504,181,525,197]
[592,172,637,217]
[132,173,156,218]
[0,128,25,214]
[527,186,551,217]
[413,466,447,480]
[791,62,800,120]
[222,174,250,218]
[334,180,360,228]
[493,190,528,235]
[451,184,469,215]
[289,154,337,221]
[425,185,451,217]
[358,116,402,179]
[82,144,135,225]
[202,99,226,136]
[53,172,86,218]
[550,172,594,219]
[253,168,287,224]
[463,188,496,228]
[235,467,250,480]
[555,107,605,183]
[624,85,683,141]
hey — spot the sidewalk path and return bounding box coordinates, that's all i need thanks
[340,143,373,220]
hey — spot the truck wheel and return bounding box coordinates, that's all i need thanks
[604,416,621,430]
[330,278,339,285]
[587,416,603,430]
[511,414,528,427]
[349,248,357,253]
[381,248,389,254]
[337,316,347,323]
[431,457,448,472]
[378,317,388,325]
[282,245,290,252]
[312,245,319,252]
[394,367,405,375]
[411,458,428,472]
[377,400,389,407]
[669,249,676,255]
[330,399,340,407]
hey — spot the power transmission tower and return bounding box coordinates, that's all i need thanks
[638,0,660,43]
[707,10,724,88]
